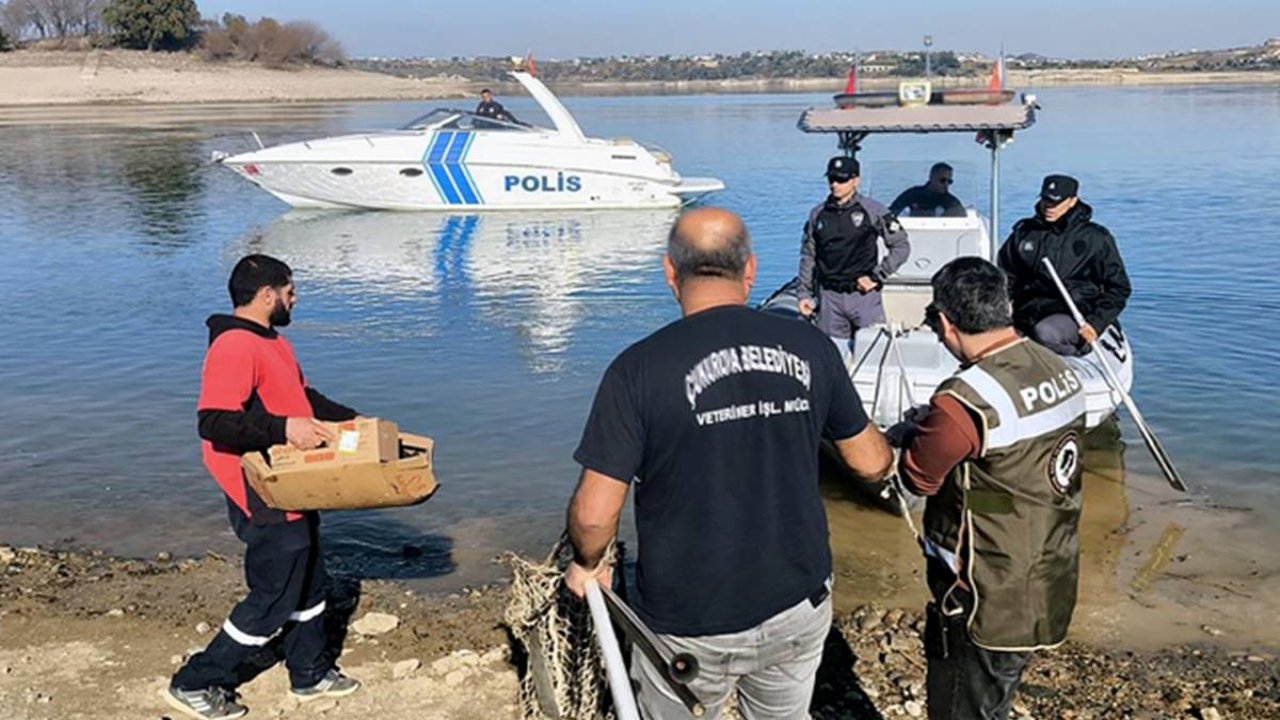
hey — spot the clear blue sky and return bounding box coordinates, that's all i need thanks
[199,0,1278,60]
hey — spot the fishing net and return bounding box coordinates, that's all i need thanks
[503,538,621,720]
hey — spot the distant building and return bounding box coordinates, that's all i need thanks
[1266,38,1280,48]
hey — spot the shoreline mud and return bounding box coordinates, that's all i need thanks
[1,538,1277,719]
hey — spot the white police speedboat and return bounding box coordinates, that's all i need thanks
[213,71,724,211]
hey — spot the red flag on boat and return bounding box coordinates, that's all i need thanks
[526,51,537,77]
[988,54,1004,91]
[844,63,857,94]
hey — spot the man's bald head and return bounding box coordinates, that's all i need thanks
[667,209,752,284]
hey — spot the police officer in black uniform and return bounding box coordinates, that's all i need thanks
[997,174,1131,356]
[797,156,911,340]
[475,88,515,123]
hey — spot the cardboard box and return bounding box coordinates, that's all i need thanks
[267,417,400,471]
[243,428,438,512]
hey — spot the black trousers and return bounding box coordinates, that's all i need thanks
[172,501,330,691]
[924,599,1032,720]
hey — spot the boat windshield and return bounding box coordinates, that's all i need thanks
[399,109,536,133]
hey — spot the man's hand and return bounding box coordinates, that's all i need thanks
[798,298,816,317]
[885,405,929,448]
[1078,323,1099,344]
[885,421,917,449]
[856,276,879,293]
[564,560,613,599]
[286,417,334,450]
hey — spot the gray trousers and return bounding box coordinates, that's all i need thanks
[817,288,885,340]
[1030,314,1086,357]
[632,592,832,720]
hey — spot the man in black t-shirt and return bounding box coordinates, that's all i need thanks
[890,162,967,218]
[564,209,893,719]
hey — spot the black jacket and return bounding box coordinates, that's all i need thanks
[997,201,1131,333]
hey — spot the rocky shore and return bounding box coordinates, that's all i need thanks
[1,544,1276,719]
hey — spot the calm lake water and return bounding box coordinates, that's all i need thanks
[1,85,1278,594]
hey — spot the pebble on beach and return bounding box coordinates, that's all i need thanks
[351,612,400,636]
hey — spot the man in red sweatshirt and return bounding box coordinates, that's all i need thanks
[166,255,361,720]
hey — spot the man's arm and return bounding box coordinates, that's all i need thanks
[832,424,893,481]
[897,394,980,496]
[889,188,912,215]
[868,199,910,282]
[566,469,629,567]
[565,359,644,596]
[198,407,286,452]
[797,216,817,301]
[1084,228,1131,332]
[943,195,967,217]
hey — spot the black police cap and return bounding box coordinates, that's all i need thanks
[1040,174,1079,204]
[826,156,860,177]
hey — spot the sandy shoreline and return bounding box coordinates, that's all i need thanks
[2,50,1278,112]
[0,50,468,108]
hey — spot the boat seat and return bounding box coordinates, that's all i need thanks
[890,213,990,283]
[875,211,991,329]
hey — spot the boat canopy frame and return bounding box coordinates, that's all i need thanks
[798,95,1039,256]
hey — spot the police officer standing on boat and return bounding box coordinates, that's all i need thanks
[798,156,911,339]
[888,257,1088,720]
[476,88,516,123]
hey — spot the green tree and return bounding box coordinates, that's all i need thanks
[102,0,199,50]
[0,26,11,51]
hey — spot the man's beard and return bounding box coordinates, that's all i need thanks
[269,299,292,327]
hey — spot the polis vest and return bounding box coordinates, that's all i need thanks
[923,339,1087,651]
[807,201,881,292]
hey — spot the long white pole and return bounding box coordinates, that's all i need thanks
[585,579,641,720]
[1039,258,1187,492]
[989,139,1000,259]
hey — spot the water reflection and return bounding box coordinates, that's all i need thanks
[117,132,208,246]
[243,209,675,370]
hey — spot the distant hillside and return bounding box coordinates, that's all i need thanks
[354,40,1280,84]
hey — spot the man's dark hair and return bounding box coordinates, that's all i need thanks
[667,219,751,284]
[228,254,292,307]
[928,257,1011,334]
[480,88,492,95]
[930,162,953,177]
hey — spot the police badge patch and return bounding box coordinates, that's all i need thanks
[852,212,864,227]
[1047,433,1081,495]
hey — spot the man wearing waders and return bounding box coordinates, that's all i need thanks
[797,156,910,338]
[166,255,361,719]
[888,257,1087,720]
[564,209,893,719]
